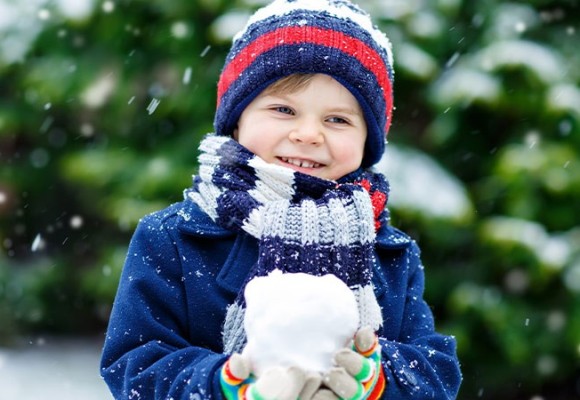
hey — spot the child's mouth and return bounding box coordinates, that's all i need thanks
[278,156,323,169]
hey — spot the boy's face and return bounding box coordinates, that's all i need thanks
[233,74,367,181]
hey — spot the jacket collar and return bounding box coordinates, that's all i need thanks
[177,200,252,294]
[176,200,235,238]
[375,224,413,248]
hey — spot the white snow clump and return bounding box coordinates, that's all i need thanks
[242,270,359,376]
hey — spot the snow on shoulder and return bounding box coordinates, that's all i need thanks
[242,269,359,376]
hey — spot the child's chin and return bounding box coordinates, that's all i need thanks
[296,169,332,180]
[292,166,323,176]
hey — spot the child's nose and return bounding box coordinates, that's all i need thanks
[289,118,324,145]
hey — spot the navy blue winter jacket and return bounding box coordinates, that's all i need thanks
[100,198,462,399]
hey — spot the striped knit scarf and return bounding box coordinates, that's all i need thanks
[185,134,390,354]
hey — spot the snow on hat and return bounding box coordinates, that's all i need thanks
[214,0,395,168]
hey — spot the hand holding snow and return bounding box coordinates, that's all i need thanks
[242,270,360,376]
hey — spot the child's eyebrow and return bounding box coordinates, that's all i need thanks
[327,106,363,116]
[261,93,362,116]
[260,92,293,102]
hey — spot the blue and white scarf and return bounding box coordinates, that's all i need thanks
[186,134,390,354]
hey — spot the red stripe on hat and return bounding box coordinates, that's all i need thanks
[217,25,393,129]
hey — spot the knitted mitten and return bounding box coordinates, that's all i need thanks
[317,327,386,400]
[220,353,322,400]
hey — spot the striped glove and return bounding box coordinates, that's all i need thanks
[315,326,386,400]
[220,353,322,400]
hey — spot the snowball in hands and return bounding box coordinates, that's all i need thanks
[242,270,360,376]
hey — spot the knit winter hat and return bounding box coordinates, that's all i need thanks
[214,0,394,168]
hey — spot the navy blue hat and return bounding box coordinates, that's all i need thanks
[214,0,394,168]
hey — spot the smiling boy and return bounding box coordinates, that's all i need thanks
[101,1,462,399]
[235,74,366,181]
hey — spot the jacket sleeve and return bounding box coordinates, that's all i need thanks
[377,240,462,399]
[100,213,227,400]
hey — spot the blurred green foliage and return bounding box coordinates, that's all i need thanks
[1,0,579,398]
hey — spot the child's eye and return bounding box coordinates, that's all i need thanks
[274,106,294,115]
[327,116,349,124]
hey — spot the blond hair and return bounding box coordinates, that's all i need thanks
[262,73,317,95]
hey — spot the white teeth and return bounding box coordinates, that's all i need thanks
[281,157,320,168]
